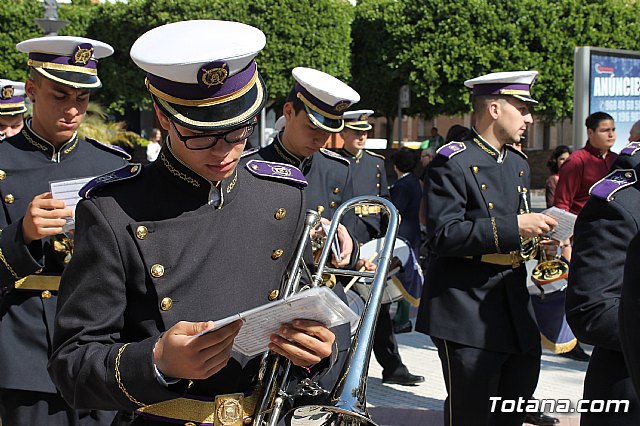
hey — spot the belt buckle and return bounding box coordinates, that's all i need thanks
[215,393,244,426]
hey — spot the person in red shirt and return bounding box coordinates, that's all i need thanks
[554,112,618,215]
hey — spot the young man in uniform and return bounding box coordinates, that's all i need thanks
[338,109,424,386]
[0,36,129,425]
[417,71,558,426]
[242,67,371,391]
[48,21,337,425]
[0,79,27,141]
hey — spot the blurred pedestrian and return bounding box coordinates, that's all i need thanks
[145,127,162,162]
[544,145,572,208]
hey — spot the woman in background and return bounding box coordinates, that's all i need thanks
[545,145,572,208]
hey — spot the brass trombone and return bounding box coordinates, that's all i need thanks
[251,196,399,426]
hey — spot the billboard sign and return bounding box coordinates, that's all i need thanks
[574,47,640,153]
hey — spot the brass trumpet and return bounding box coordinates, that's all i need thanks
[518,188,569,290]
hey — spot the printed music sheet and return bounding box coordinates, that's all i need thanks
[198,286,359,357]
[50,176,95,232]
[541,207,577,242]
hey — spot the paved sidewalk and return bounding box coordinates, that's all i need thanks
[363,324,588,425]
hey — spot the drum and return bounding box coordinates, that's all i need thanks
[352,238,409,304]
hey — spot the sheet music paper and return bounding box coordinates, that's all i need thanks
[541,207,577,241]
[197,286,359,357]
[49,176,94,231]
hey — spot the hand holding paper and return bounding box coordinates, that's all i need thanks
[21,192,74,244]
[49,176,95,232]
[197,286,358,357]
[540,207,577,241]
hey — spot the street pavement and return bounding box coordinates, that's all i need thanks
[363,190,587,425]
[365,323,588,425]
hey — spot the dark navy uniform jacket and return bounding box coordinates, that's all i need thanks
[567,142,640,425]
[241,135,358,392]
[243,134,357,227]
[48,144,323,416]
[0,123,129,394]
[621,231,640,400]
[337,148,389,243]
[416,133,539,354]
[390,173,421,254]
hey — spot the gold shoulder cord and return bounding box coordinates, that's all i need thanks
[491,217,501,253]
[115,343,146,407]
[0,249,21,280]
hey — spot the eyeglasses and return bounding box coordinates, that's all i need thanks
[170,120,257,150]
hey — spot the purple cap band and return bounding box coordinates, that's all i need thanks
[0,96,24,104]
[147,61,257,101]
[29,52,97,70]
[294,82,350,117]
[472,83,531,96]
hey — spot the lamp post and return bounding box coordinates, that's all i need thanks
[35,0,68,36]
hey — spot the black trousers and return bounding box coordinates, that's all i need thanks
[581,347,640,426]
[372,302,407,377]
[0,388,115,426]
[431,338,540,426]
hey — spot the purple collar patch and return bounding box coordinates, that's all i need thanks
[590,169,637,202]
[437,141,466,159]
[245,159,307,187]
[621,142,640,156]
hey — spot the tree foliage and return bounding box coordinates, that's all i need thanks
[1,0,353,116]
[352,0,640,123]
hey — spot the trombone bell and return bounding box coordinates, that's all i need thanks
[284,405,377,426]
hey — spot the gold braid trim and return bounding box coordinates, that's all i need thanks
[274,143,299,166]
[160,153,201,187]
[115,343,146,407]
[0,248,21,280]
[22,130,48,152]
[491,217,501,253]
[474,138,497,158]
[63,134,79,154]
[226,169,238,193]
[28,59,98,75]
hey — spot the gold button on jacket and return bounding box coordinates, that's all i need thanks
[150,264,165,278]
[135,226,148,240]
[274,208,286,220]
[271,249,283,260]
[0,170,6,181]
[4,194,14,204]
[160,297,172,311]
[268,289,279,301]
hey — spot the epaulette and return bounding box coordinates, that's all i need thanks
[241,147,260,158]
[620,141,640,156]
[365,149,386,160]
[319,148,350,165]
[245,160,307,187]
[590,169,637,202]
[85,137,132,160]
[436,141,466,159]
[80,163,143,198]
[506,143,528,159]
